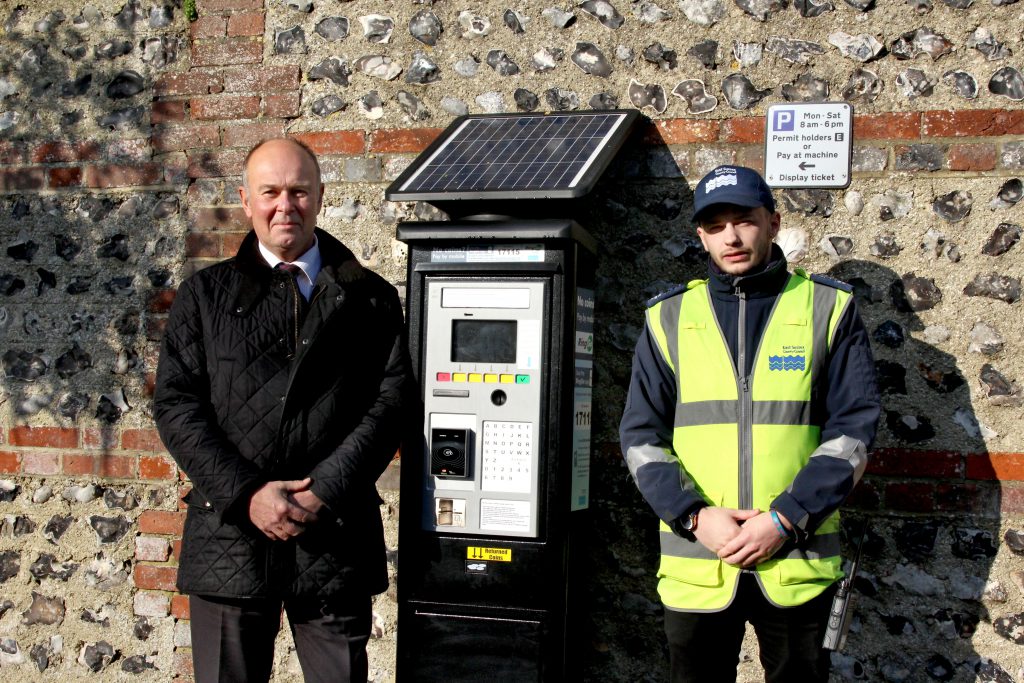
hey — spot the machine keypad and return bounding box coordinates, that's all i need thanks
[480,421,533,493]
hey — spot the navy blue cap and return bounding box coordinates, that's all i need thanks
[691,165,775,222]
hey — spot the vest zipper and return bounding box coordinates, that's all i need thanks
[736,288,753,512]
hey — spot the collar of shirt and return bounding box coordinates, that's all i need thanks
[258,236,322,301]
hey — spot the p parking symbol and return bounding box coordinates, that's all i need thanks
[773,110,795,132]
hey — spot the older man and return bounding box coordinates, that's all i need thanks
[155,138,413,682]
[620,165,879,682]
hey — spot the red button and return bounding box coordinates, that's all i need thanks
[436,372,451,382]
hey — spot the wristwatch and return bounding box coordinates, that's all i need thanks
[681,509,700,532]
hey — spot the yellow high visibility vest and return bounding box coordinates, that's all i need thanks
[645,270,851,611]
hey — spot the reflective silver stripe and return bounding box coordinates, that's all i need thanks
[674,400,812,426]
[625,444,677,480]
[660,531,719,560]
[659,293,682,380]
[675,400,737,426]
[661,530,841,560]
[754,400,811,425]
[811,282,838,384]
[806,435,868,483]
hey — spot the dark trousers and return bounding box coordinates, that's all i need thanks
[190,593,372,683]
[664,573,836,683]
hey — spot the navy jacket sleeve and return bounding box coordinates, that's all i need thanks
[620,316,707,527]
[770,296,881,536]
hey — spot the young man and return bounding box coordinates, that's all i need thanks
[620,165,880,682]
[155,139,413,682]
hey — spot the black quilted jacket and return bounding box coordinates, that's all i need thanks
[154,229,413,600]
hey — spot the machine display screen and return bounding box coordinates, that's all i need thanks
[451,320,517,363]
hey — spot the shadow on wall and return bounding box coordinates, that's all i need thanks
[1,5,183,463]
[827,260,1002,682]
[577,155,703,683]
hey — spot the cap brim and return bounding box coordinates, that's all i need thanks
[691,195,767,222]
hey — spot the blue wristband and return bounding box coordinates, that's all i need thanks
[770,510,789,539]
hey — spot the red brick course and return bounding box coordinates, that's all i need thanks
[200,0,263,9]
[923,109,1024,138]
[185,232,224,258]
[223,232,247,254]
[720,117,765,144]
[967,452,1024,480]
[262,92,301,118]
[49,167,83,187]
[139,510,186,536]
[228,12,264,36]
[854,113,921,140]
[32,141,102,163]
[369,128,443,154]
[191,38,263,67]
[84,164,163,188]
[867,448,965,479]
[122,429,165,452]
[190,15,226,39]
[172,594,191,620]
[222,122,287,148]
[9,426,78,448]
[187,148,247,178]
[883,481,935,513]
[191,95,260,121]
[0,168,45,190]
[189,206,250,230]
[0,141,27,165]
[0,450,20,474]
[152,101,188,124]
[140,456,177,480]
[21,452,60,475]
[292,130,367,155]
[153,125,222,153]
[134,564,179,591]
[155,73,224,97]
[644,119,720,145]
[947,143,998,171]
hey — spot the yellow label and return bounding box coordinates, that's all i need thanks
[466,546,512,562]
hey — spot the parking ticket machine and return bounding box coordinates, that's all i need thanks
[389,110,638,682]
[395,221,596,682]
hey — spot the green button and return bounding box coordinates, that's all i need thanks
[515,374,530,384]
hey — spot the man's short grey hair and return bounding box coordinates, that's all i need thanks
[241,138,322,191]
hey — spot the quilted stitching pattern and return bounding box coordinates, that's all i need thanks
[154,230,412,599]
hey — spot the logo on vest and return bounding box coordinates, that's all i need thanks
[768,355,806,371]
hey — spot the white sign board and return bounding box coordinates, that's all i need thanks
[764,103,853,189]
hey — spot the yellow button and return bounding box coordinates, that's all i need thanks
[484,374,498,383]
[500,374,515,384]
[452,373,467,382]
[469,373,483,383]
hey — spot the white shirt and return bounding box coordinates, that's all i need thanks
[258,236,322,301]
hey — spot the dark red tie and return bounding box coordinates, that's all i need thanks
[276,262,302,278]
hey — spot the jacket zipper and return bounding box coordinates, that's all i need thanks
[736,287,753,512]
[288,276,300,358]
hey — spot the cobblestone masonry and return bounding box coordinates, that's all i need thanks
[0,0,1023,680]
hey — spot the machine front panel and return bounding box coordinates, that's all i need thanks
[422,278,547,538]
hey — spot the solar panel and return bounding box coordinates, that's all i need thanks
[386,110,640,202]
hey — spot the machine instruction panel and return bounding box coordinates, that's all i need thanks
[422,278,546,538]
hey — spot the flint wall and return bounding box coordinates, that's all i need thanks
[0,0,1022,680]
